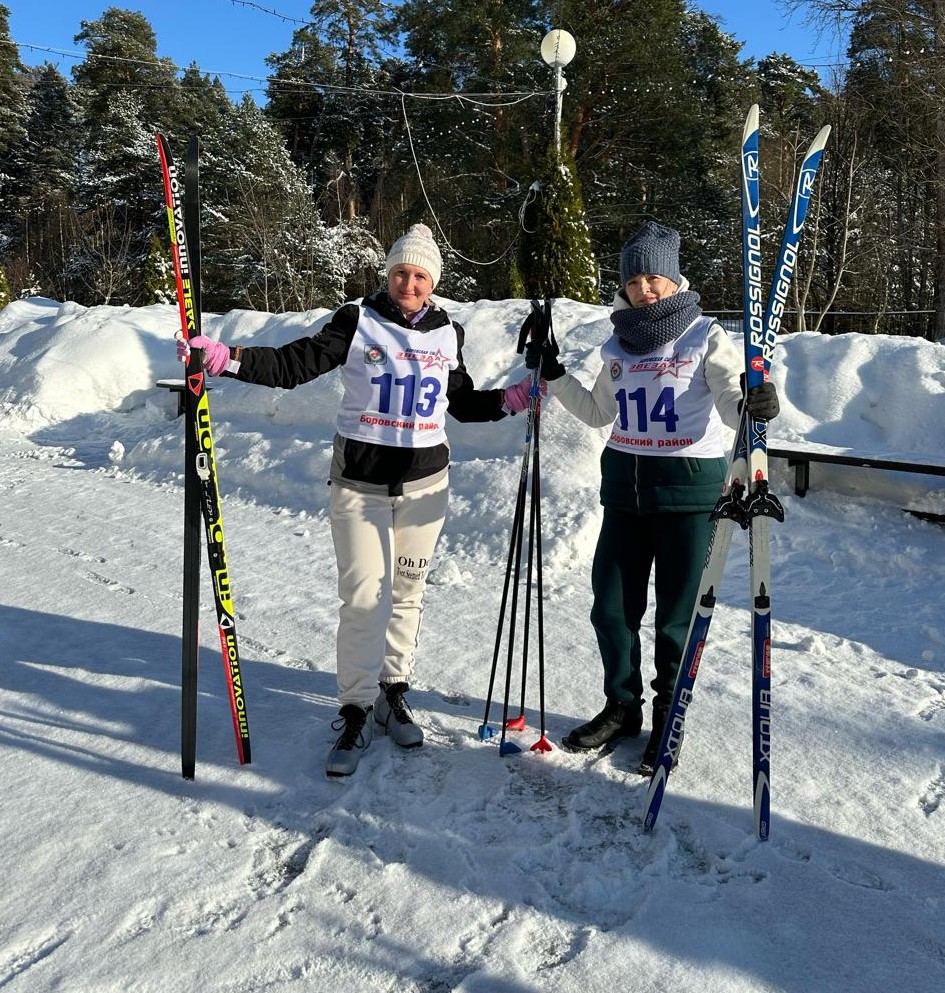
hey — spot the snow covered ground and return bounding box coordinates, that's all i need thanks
[1,295,944,993]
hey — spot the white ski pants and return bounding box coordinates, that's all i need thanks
[329,473,449,707]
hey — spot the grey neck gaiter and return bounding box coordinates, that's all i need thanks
[610,290,703,355]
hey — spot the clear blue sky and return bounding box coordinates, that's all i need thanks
[699,0,848,71]
[10,0,848,99]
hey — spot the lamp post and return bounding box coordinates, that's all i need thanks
[540,29,576,161]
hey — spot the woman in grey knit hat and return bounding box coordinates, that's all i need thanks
[178,223,536,777]
[527,220,779,774]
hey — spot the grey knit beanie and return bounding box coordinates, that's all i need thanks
[619,221,681,285]
[386,223,442,288]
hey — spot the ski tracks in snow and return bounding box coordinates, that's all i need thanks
[4,439,945,991]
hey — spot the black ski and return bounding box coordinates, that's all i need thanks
[157,133,252,775]
[179,137,202,779]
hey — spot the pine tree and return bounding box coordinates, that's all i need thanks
[791,0,945,338]
[169,65,232,146]
[391,0,546,297]
[69,89,158,304]
[18,63,80,302]
[265,4,406,272]
[539,1,748,302]
[72,8,179,126]
[0,3,29,258]
[70,9,175,304]
[0,3,27,162]
[518,147,599,303]
[265,27,337,170]
[201,95,381,312]
[143,231,175,305]
[0,265,11,308]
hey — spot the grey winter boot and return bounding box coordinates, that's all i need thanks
[325,704,374,777]
[374,682,424,748]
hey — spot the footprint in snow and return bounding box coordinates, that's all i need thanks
[919,769,945,816]
[83,571,135,595]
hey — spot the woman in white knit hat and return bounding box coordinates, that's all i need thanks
[526,220,779,774]
[178,223,535,776]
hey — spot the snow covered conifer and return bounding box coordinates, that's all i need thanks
[518,147,599,304]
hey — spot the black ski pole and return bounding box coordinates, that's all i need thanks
[509,419,539,733]
[478,401,533,741]
[530,301,553,752]
[498,301,552,754]
[480,300,552,754]
[512,340,548,735]
[496,418,534,755]
[179,137,203,779]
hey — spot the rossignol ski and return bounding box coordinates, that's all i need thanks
[157,133,252,777]
[642,106,830,837]
[744,120,830,840]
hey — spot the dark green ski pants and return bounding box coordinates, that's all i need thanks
[590,506,714,708]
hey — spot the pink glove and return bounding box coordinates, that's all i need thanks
[502,375,547,415]
[177,334,231,376]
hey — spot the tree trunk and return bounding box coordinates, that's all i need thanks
[935,0,945,340]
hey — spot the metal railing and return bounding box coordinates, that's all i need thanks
[704,310,939,339]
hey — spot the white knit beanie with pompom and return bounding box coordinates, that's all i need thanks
[386,223,443,288]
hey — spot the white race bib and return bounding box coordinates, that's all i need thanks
[336,307,460,448]
[602,317,727,458]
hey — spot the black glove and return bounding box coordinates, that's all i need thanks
[742,381,780,421]
[524,336,566,381]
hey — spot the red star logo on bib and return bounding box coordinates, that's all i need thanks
[421,348,451,370]
[650,352,693,379]
[397,347,452,370]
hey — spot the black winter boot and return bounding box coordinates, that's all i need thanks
[637,701,681,777]
[562,700,643,752]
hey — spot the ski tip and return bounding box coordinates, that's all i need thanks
[743,104,759,135]
[499,740,523,756]
[478,723,498,741]
[808,124,832,155]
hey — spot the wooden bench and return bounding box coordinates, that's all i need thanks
[156,378,212,418]
[767,441,945,498]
